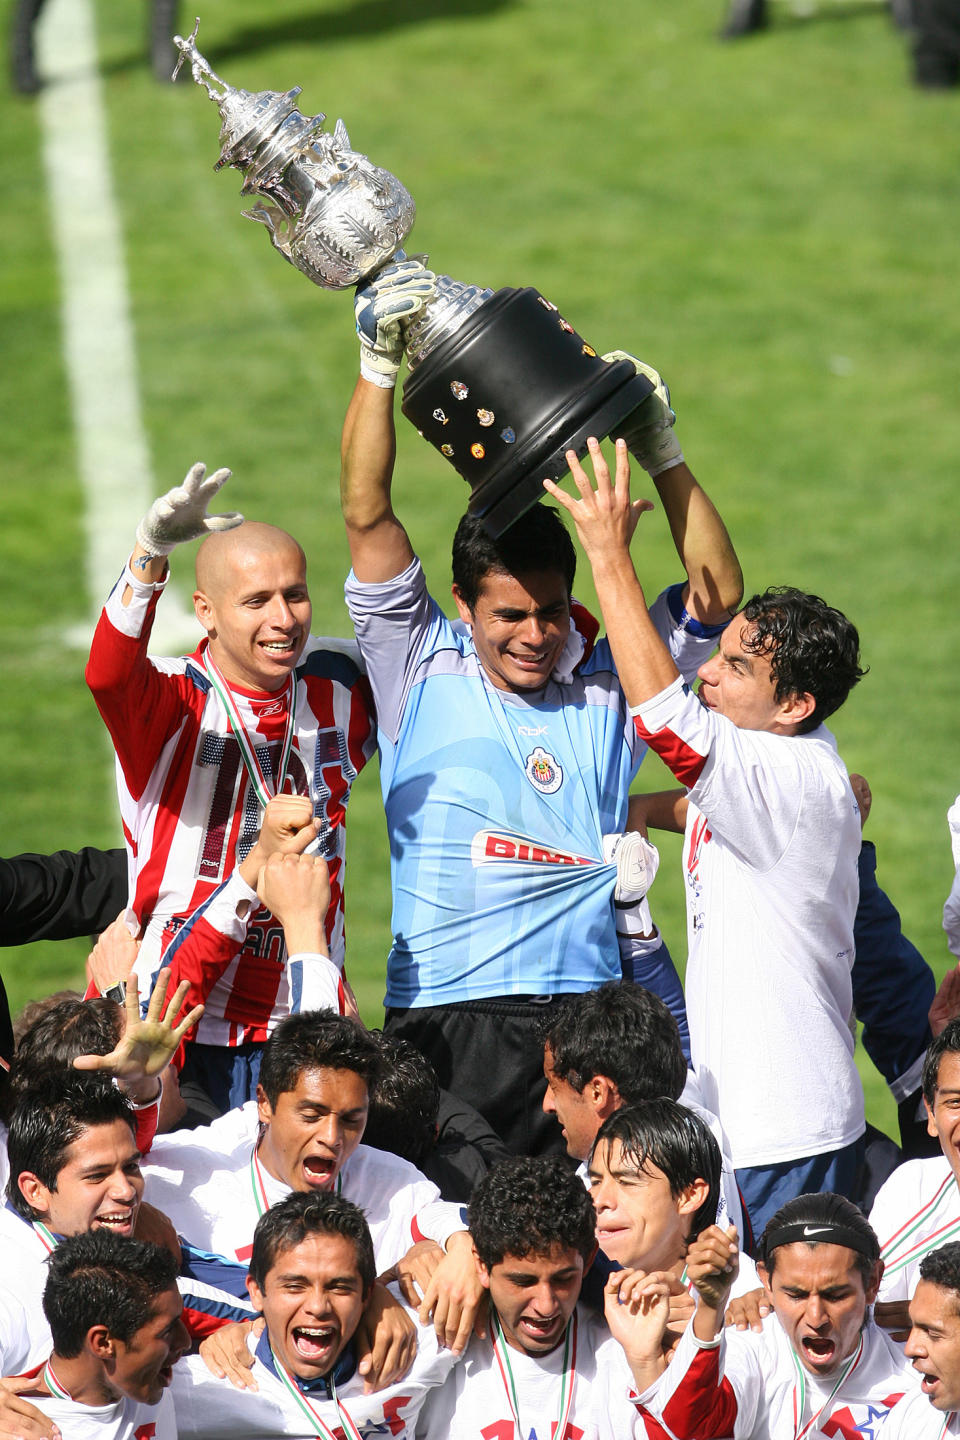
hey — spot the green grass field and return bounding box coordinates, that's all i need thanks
[2,0,958,1141]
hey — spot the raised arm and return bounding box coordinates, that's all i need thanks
[339,377,414,582]
[608,355,742,626]
[340,260,436,583]
[544,437,678,709]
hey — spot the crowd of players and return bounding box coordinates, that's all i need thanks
[2,261,960,1437]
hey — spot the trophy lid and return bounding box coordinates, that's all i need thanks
[173,21,319,173]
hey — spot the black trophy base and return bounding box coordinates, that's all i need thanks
[401,286,654,537]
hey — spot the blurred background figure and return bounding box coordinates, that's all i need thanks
[719,0,960,88]
[11,0,180,94]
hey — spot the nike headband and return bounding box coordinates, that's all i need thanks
[762,1221,878,1260]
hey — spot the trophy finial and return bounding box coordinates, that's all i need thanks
[172,19,230,101]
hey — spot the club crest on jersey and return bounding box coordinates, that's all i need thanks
[525,745,562,793]
[471,830,594,868]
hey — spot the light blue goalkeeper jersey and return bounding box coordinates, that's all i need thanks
[346,559,718,1007]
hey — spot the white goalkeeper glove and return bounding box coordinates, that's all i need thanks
[355,256,436,389]
[603,830,660,904]
[135,462,243,558]
[603,351,684,477]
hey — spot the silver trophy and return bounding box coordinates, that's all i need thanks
[173,21,652,535]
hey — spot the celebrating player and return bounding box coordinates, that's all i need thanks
[340,265,742,1153]
[86,462,375,1111]
[172,1191,459,1438]
[15,1231,188,1440]
[627,1193,914,1438]
[545,437,867,1236]
[418,1155,636,1438]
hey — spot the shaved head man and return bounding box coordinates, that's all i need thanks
[86,463,375,1112]
[193,522,312,693]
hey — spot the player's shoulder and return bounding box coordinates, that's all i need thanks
[147,1101,259,1168]
[340,1142,435,1194]
[873,1152,953,1212]
[298,633,367,682]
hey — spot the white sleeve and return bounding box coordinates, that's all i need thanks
[415,1198,469,1251]
[633,677,833,871]
[944,868,960,964]
[286,952,344,1014]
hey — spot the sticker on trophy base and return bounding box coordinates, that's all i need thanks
[500,427,516,444]
[471,443,486,459]
[450,380,469,400]
[441,443,454,457]
[476,408,495,426]
[433,407,448,424]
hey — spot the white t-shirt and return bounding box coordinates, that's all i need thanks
[171,1311,458,1438]
[633,678,864,1168]
[417,1304,635,1440]
[0,1206,57,1375]
[870,1155,960,1305]
[633,1311,915,1438]
[28,1384,175,1440]
[882,1389,960,1438]
[144,1103,465,1271]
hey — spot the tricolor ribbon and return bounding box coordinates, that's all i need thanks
[490,1305,577,1440]
[41,1361,71,1400]
[790,1331,864,1440]
[249,1146,341,1221]
[269,1343,364,1440]
[201,650,296,808]
[880,1173,960,1277]
[32,1220,58,1254]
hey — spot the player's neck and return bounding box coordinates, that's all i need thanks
[46,1352,118,1409]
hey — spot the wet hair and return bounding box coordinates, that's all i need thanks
[591,1099,721,1244]
[469,1155,596,1271]
[43,1229,178,1357]
[12,996,122,1092]
[919,1242,960,1311]
[541,983,687,1106]
[258,1010,383,1109]
[363,1034,440,1168]
[451,506,576,610]
[740,587,866,733]
[759,1192,880,1285]
[6,1073,136,1220]
[248,1189,375,1295]
[922,1018,960,1106]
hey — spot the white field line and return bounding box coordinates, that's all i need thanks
[36,0,198,655]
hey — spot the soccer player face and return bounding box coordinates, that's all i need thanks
[925,1052,960,1186]
[247,1234,368,1381]
[22,1120,143,1238]
[257,1068,369,1193]
[109,1286,189,1405]
[195,537,312,693]
[452,569,571,694]
[696,613,803,733]
[542,1046,602,1162]
[906,1279,960,1412]
[757,1244,879,1379]
[587,1139,698,1273]
[477,1245,584,1357]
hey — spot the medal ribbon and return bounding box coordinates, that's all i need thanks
[201,650,296,808]
[790,1331,863,1440]
[32,1220,58,1254]
[41,1361,71,1400]
[490,1306,577,1440]
[269,1343,364,1440]
[250,1146,341,1220]
[879,1174,960,1276]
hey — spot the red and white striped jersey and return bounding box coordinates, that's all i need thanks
[86,564,375,1045]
